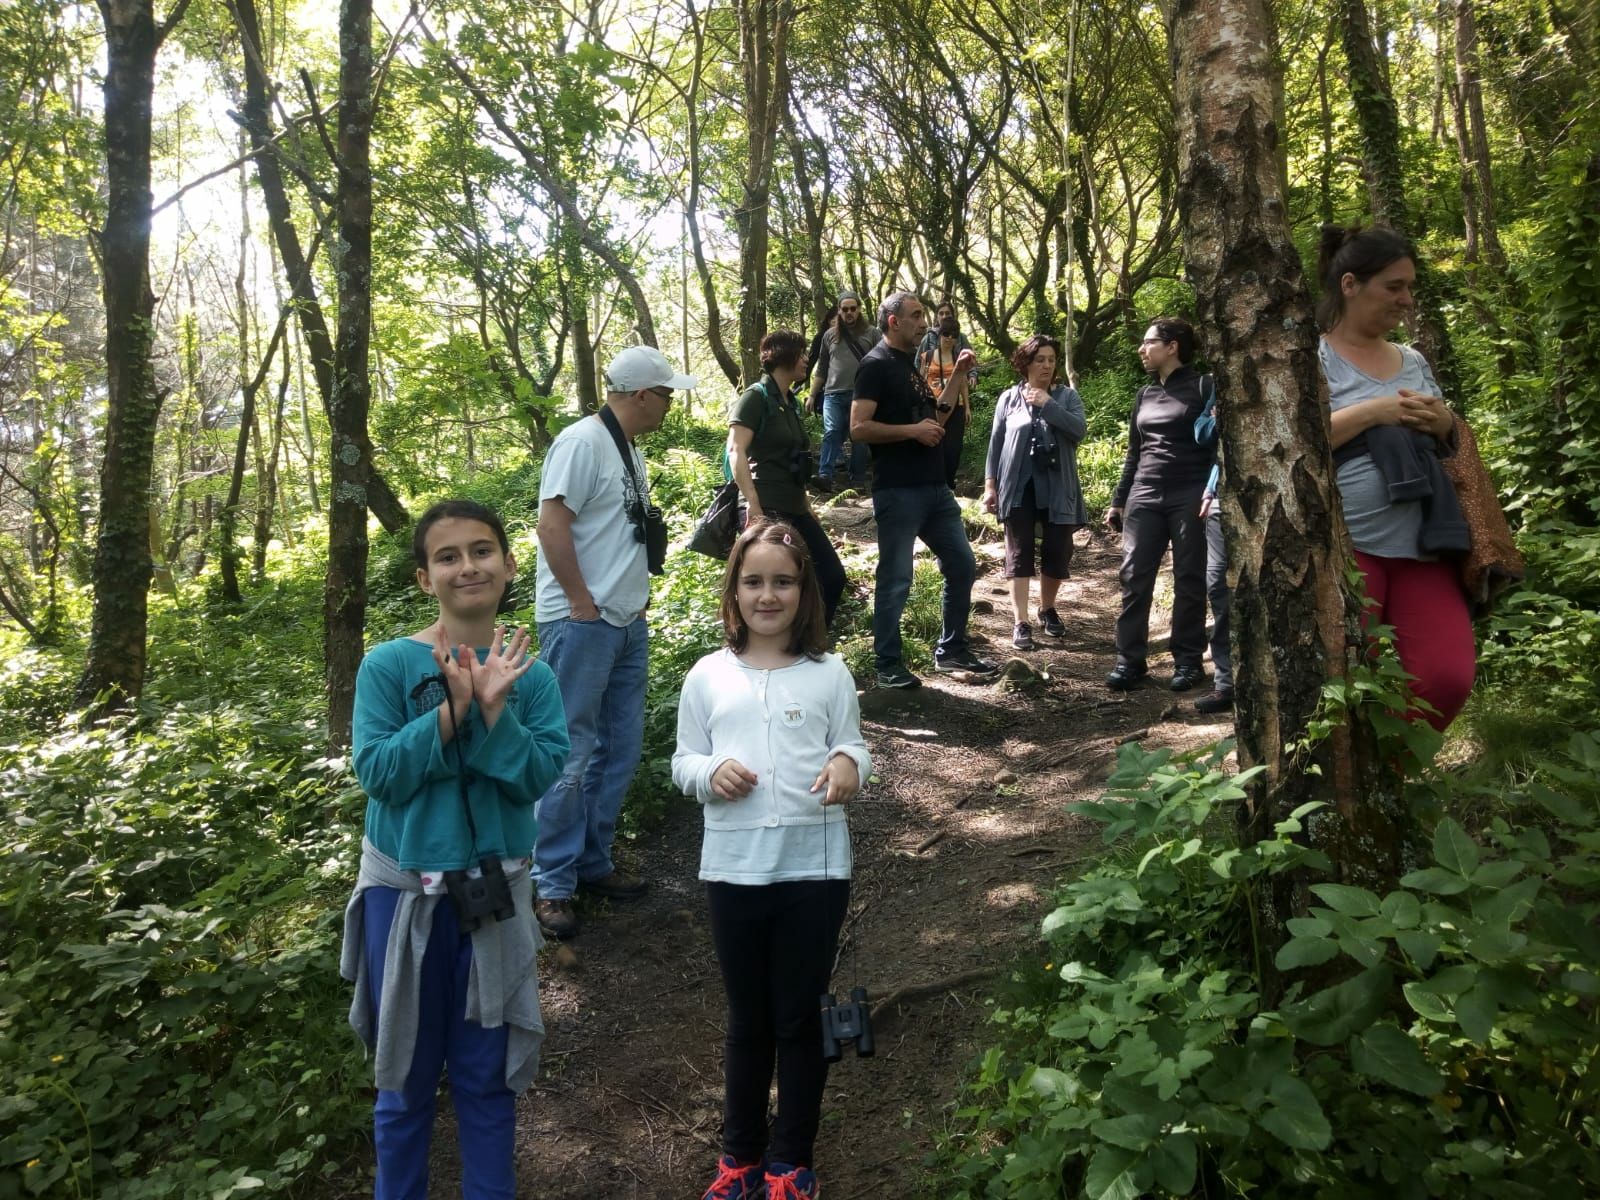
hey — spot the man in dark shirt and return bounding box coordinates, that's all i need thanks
[1105,317,1217,693]
[851,291,994,689]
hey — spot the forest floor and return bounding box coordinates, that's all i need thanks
[415,500,1232,1199]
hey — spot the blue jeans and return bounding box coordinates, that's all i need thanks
[819,389,868,482]
[871,484,976,669]
[533,616,649,899]
[364,887,515,1200]
[1206,508,1232,690]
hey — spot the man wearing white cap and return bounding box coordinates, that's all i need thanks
[533,345,696,939]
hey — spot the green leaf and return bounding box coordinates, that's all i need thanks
[1150,1132,1198,1195]
[1395,929,1441,971]
[1399,867,1470,895]
[1350,1023,1443,1095]
[1455,983,1499,1044]
[1084,1144,1143,1200]
[1432,819,1480,876]
[1091,1112,1159,1150]
[1309,883,1382,917]
[1275,936,1339,970]
[1469,859,1525,889]
[1281,965,1393,1046]
[1258,1075,1332,1150]
[1026,1066,1077,1099]
[1379,891,1422,929]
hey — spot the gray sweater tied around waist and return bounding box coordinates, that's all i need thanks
[340,839,545,1093]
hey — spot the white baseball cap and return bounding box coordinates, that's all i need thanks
[604,346,698,392]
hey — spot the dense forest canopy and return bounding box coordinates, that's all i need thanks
[2,0,1598,1194]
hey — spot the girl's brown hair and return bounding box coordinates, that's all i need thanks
[718,520,829,659]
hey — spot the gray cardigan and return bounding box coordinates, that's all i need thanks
[986,382,1089,526]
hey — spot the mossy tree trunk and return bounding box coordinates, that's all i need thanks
[1170,0,1408,999]
[1337,0,1462,411]
[734,0,794,387]
[75,0,190,716]
[325,0,374,751]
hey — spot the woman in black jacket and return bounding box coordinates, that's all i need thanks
[1105,317,1217,693]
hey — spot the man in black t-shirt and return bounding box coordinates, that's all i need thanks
[850,291,994,689]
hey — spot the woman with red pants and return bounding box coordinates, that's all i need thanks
[1319,224,1475,730]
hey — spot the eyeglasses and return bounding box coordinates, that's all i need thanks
[644,386,673,400]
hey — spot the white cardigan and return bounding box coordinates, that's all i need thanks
[672,649,872,884]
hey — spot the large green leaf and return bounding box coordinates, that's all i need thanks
[1432,818,1480,876]
[1084,1144,1144,1200]
[1257,1075,1332,1150]
[1149,1133,1198,1195]
[1281,965,1393,1046]
[1309,883,1382,917]
[1350,1023,1443,1095]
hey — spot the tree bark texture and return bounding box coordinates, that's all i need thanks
[1337,0,1461,409]
[231,0,408,534]
[325,0,374,750]
[76,0,167,713]
[734,0,793,386]
[1170,0,1407,995]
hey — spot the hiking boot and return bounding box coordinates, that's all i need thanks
[1012,622,1035,650]
[702,1155,766,1199]
[534,898,578,940]
[580,870,648,900]
[1104,661,1148,691]
[875,662,923,690]
[1170,665,1207,693]
[934,647,998,675]
[1039,607,1067,639]
[764,1162,818,1199]
[809,475,833,496]
[1194,687,1235,714]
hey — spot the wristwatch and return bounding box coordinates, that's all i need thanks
[937,402,953,412]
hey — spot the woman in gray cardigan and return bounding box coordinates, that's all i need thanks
[983,334,1088,650]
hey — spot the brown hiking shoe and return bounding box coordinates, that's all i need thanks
[535,897,579,940]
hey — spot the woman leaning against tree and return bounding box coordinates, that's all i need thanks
[1319,223,1475,730]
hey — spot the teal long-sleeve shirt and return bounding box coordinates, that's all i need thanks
[352,637,571,872]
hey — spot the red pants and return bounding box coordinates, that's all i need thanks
[1355,551,1476,732]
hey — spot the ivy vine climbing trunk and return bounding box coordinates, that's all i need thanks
[75,0,191,715]
[325,0,374,750]
[1337,0,1461,411]
[1170,0,1406,998]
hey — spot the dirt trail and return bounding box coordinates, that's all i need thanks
[425,511,1231,1199]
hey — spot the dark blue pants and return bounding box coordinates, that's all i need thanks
[870,484,977,670]
[363,887,515,1200]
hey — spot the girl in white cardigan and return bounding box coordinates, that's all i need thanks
[673,520,871,1200]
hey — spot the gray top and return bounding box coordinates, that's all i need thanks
[985,382,1089,526]
[341,839,545,1093]
[1320,338,1442,558]
[813,319,882,394]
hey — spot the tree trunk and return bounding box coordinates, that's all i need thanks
[1337,0,1461,410]
[1170,0,1407,999]
[734,0,793,386]
[325,0,374,750]
[681,0,741,386]
[231,0,407,533]
[75,0,177,714]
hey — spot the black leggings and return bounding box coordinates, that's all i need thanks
[766,507,847,625]
[706,879,850,1167]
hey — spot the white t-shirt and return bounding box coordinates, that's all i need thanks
[535,415,651,626]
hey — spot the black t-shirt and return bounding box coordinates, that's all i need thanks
[853,341,946,489]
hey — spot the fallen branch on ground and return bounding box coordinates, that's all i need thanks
[872,967,1001,1015]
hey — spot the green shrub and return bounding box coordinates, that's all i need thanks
[936,735,1600,1198]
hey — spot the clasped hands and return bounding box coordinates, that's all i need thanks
[709,753,860,807]
[432,623,535,720]
[1393,388,1453,439]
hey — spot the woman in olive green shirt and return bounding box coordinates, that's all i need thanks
[728,330,846,622]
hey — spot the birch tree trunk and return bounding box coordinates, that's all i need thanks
[325,0,373,749]
[1170,0,1407,995]
[76,0,185,714]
